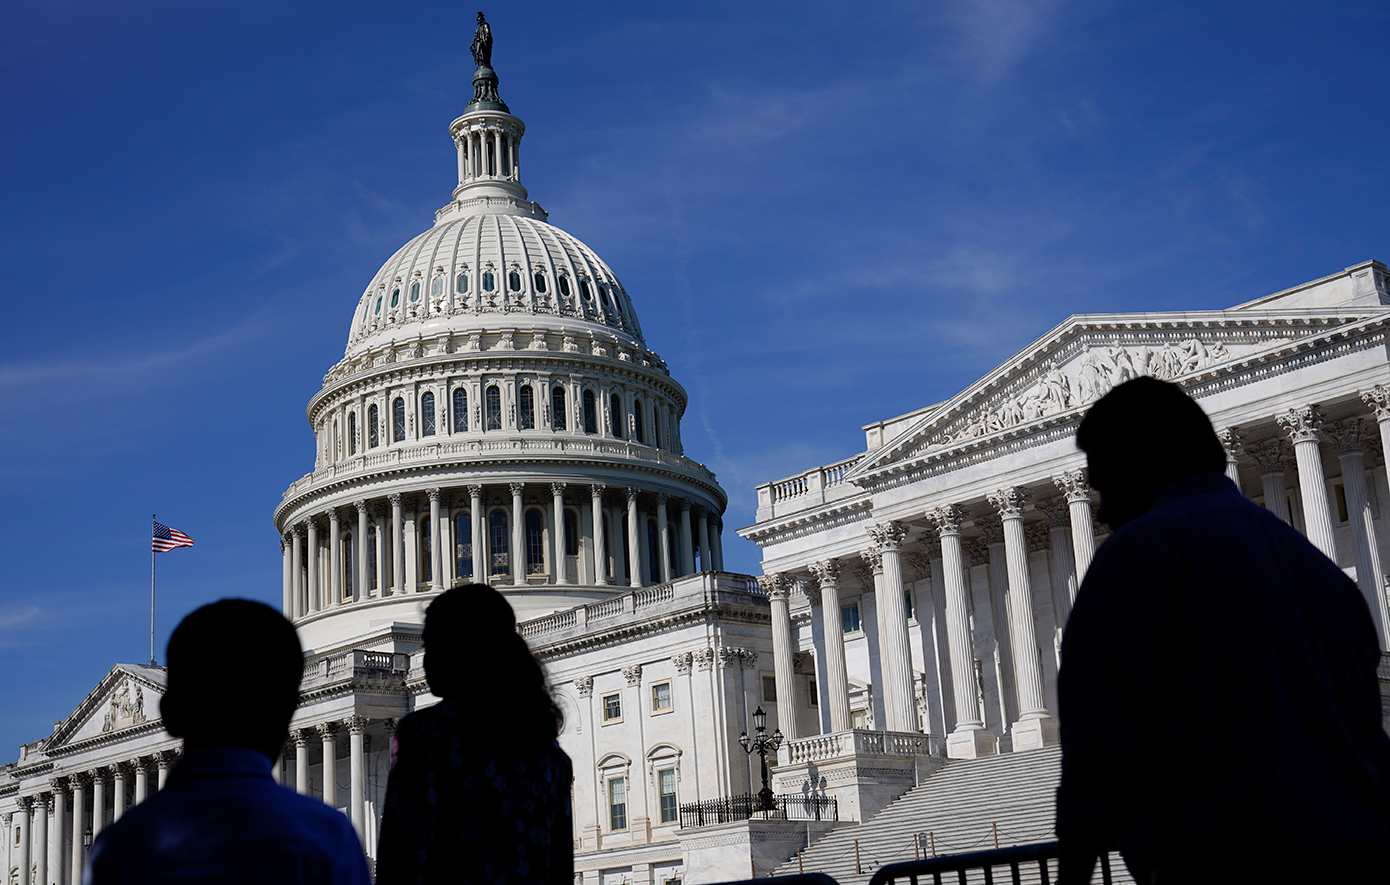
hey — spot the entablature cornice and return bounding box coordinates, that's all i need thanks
[738,497,872,546]
[527,603,771,663]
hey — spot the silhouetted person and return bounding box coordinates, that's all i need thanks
[1056,377,1390,884]
[376,584,573,885]
[85,599,370,885]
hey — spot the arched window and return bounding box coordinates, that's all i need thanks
[489,511,509,575]
[393,397,406,442]
[390,288,400,308]
[610,394,624,439]
[374,296,382,315]
[647,518,660,584]
[432,277,443,297]
[485,385,502,430]
[525,509,546,575]
[581,280,594,302]
[367,525,379,593]
[368,405,379,448]
[410,282,420,302]
[583,390,598,434]
[564,509,580,556]
[421,392,436,437]
[633,400,645,444]
[482,271,495,292]
[558,275,571,298]
[508,271,522,292]
[453,388,468,432]
[551,386,567,430]
[455,511,473,578]
[342,532,354,599]
[519,385,535,430]
[456,273,469,294]
[348,412,357,455]
[419,516,432,584]
[534,272,548,293]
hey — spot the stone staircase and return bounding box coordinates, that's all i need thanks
[770,746,1133,885]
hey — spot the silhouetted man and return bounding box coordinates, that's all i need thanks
[1057,377,1390,884]
[85,599,370,885]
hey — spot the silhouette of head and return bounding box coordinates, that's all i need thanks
[160,599,302,760]
[1076,376,1225,529]
[423,584,560,742]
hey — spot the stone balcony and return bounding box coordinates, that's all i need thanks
[754,454,866,522]
[301,650,412,687]
[771,729,944,823]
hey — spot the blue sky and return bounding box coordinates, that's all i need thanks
[2,0,1386,753]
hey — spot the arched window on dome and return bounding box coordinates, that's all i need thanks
[653,406,662,450]
[610,394,624,439]
[456,273,469,294]
[633,400,645,444]
[583,390,598,434]
[551,386,567,430]
[368,405,379,448]
[367,524,379,594]
[489,510,509,575]
[347,412,357,456]
[421,392,436,437]
[534,272,547,294]
[646,518,660,584]
[342,532,354,601]
[452,388,468,432]
[525,509,546,575]
[393,397,406,442]
[391,288,400,308]
[374,296,383,315]
[410,282,420,302]
[581,280,594,303]
[518,385,535,430]
[482,271,495,292]
[455,510,473,578]
[485,386,502,431]
[419,516,432,584]
[432,277,443,298]
[508,271,522,292]
[559,275,571,298]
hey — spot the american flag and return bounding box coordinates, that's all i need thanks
[153,521,195,553]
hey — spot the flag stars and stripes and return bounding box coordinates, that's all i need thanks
[153,521,195,553]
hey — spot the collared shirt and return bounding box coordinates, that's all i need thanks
[85,746,371,885]
[1057,472,1390,855]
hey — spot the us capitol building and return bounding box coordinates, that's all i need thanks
[5,24,1390,885]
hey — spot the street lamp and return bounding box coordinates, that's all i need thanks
[738,706,784,812]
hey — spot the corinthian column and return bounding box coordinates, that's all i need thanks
[468,485,485,581]
[292,729,310,796]
[1331,420,1390,648]
[809,560,851,732]
[112,764,127,821]
[49,781,65,885]
[347,717,367,840]
[510,483,526,586]
[766,575,799,740]
[552,483,569,585]
[32,794,47,885]
[14,798,30,885]
[1277,406,1337,559]
[329,508,343,607]
[1248,440,1292,523]
[290,526,304,619]
[354,500,369,601]
[281,534,292,618]
[867,521,916,732]
[318,723,338,806]
[1053,471,1097,582]
[428,488,443,589]
[678,501,695,576]
[1217,428,1245,493]
[91,770,106,838]
[1362,385,1390,479]
[928,505,995,758]
[71,775,87,884]
[591,484,609,584]
[988,489,1059,751]
[306,518,320,613]
[656,494,672,583]
[626,488,643,588]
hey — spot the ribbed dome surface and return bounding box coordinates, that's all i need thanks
[347,212,643,354]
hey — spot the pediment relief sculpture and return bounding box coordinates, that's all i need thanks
[101,680,148,734]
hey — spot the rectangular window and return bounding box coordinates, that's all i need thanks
[841,602,861,634]
[658,768,678,823]
[603,693,622,722]
[808,677,818,707]
[651,682,672,712]
[762,674,778,704]
[609,777,628,830]
[850,709,867,729]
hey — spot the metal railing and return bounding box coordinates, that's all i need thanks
[679,793,838,828]
[868,842,1117,885]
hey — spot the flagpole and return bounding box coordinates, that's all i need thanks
[150,513,157,666]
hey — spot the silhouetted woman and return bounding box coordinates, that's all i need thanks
[376,584,573,885]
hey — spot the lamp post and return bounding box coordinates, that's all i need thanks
[738,705,784,812]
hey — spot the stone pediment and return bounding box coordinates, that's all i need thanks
[848,308,1388,482]
[46,664,167,751]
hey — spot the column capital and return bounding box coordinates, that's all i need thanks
[290,728,311,748]
[975,512,1005,544]
[1054,469,1091,503]
[16,794,32,812]
[1216,427,1246,459]
[590,483,606,500]
[72,771,92,788]
[573,675,594,697]
[315,721,339,739]
[1277,405,1324,443]
[672,651,693,673]
[346,716,369,735]
[388,492,403,506]
[809,559,842,588]
[290,524,304,540]
[867,520,907,551]
[1328,418,1367,455]
[508,482,525,497]
[655,492,669,506]
[1362,384,1390,421]
[621,664,643,685]
[426,487,441,502]
[382,718,398,736]
[625,487,639,505]
[467,484,484,499]
[679,498,691,513]
[927,504,968,535]
[988,487,1028,519]
[328,506,342,523]
[550,482,567,496]
[764,573,791,601]
[1034,497,1070,529]
[354,499,369,515]
[1247,439,1292,474]
[49,777,69,793]
[860,546,884,574]
[156,749,178,769]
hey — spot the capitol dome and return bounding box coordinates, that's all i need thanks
[274,48,728,652]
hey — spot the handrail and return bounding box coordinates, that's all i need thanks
[868,842,1116,885]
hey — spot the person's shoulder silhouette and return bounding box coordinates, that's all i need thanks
[85,599,370,885]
